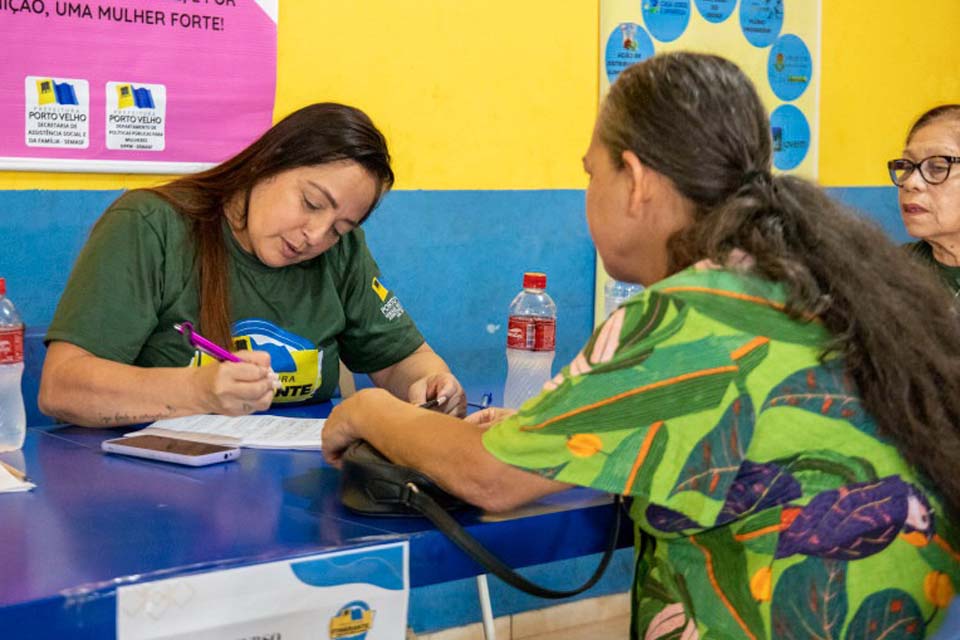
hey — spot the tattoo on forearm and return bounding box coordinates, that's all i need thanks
[98,405,176,426]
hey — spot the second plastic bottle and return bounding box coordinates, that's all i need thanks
[603,278,644,319]
[503,272,556,409]
[0,277,26,452]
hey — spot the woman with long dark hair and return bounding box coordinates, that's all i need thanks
[322,54,960,638]
[40,103,465,427]
[891,104,960,295]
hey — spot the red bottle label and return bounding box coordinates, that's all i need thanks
[536,318,556,351]
[0,327,23,364]
[507,316,555,351]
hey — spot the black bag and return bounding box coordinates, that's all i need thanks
[340,439,469,516]
[339,440,623,599]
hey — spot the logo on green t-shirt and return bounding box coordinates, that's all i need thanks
[372,276,406,321]
[191,318,322,403]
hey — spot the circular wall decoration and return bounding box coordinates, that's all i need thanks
[739,0,784,47]
[642,0,692,43]
[767,34,812,101]
[604,23,656,83]
[770,103,810,170]
[694,0,737,24]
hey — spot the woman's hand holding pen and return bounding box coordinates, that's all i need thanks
[407,372,466,417]
[193,350,278,416]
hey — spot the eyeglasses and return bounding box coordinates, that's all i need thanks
[887,156,960,187]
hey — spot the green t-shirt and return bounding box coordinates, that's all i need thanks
[47,190,425,404]
[484,265,959,639]
[905,240,960,296]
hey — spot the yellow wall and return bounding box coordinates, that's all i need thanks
[819,1,960,186]
[278,1,597,191]
[0,1,956,190]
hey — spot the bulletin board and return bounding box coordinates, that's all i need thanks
[596,0,821,322]
[600,0,820,178]
[0,0,278,174]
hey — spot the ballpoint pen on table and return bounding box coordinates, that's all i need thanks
[174,322,282,389]
[0,460,29,483]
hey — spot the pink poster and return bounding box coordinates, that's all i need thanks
[0,0,277,173]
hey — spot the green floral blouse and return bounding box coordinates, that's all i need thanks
[483,264,960,639]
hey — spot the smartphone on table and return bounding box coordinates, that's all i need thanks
[101,434,241,467]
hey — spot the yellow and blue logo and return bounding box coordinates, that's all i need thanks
[329,600,375,639]
[36,78,78,106]
[189,318,321,403]
[116,83,155,109]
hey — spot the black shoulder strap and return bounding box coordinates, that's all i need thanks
[403,482,623,599]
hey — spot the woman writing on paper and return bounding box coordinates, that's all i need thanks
[40,103,465,427]
[322,54,960,637]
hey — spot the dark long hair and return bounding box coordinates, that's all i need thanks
[152,103,395,348]
[598,52,960,517]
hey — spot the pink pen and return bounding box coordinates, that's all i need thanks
[174,322,242,362]
[174,322,282,389]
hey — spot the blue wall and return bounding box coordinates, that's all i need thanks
[3,186,905,428]
[409,547,635,632]
[3,188,596,427]
[0,186,903,329]
[828,186,908,243]
[0,190,121,325]
[362,189,596,399]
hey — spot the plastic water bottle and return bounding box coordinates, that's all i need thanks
[503,272,556,409]
[603,278,644,319]
[0,278,26,452]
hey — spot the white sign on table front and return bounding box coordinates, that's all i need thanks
[117,542,408,640]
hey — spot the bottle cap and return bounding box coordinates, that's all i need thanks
[0,278,5,296]
[522,272,546,289]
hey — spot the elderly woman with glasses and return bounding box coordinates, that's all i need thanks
[889,104,960,295]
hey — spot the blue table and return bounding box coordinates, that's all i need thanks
[0,403,631,639]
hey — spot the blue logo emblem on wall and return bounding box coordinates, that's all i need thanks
[604,23,656,84]
[770,104,810,170]
[643,0,691,43]
[329,600,375,639]
[739,0,784,48]
[767,34,812,101]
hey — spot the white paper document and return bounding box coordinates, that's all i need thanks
[127,414,324,450]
